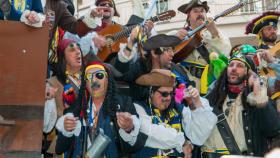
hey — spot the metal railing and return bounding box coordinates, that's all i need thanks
[208,0,280,16]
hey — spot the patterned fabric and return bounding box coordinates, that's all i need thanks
[133,101,183,158]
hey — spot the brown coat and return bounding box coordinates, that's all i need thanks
[46,0,92,38]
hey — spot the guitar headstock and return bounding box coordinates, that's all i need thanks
[155,10,176,22]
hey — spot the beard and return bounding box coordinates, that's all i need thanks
[102,12,112,19]
[228,73,247,85]
[262,33,277,43]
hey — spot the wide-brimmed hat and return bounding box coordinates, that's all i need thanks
[245,11,280,35]
[143,34,181,51]
[135,69,175,87]
[126,14,144,26]
[178,0,209,14]
[95,0,120,17]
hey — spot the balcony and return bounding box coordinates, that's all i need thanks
[209,0,280,16]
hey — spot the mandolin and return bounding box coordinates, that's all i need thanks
[173,2,246,63]
[97,10,176,61]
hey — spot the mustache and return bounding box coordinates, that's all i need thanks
[196,15,205,21]
[91,82,101,89]
[161,99,170,103]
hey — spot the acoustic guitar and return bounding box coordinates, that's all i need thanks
[173,2,246,63]
[259,42,280,77]
[97,10,176,61]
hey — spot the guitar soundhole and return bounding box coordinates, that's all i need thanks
[105,36,114,48]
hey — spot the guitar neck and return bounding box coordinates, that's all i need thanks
[113,16,160,41]
[214,2,246,20]
[187,2,246,38]
[114,25,136,42]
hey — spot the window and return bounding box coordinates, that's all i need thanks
[240,0,280,14]
[156,0,168,14]
[143,2,149,9]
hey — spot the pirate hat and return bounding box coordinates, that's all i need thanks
[126,15,144,26]
[178,0,209,14]
[245,11,280,35]
[143,34,181,51]
[135,69,175,87]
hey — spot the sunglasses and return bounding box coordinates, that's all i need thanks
[98,2,113,7]
[66,43,81,51]
[86,70,107,81]
[156,90,174,97]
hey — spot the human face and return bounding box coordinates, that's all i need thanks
[159,47,174,69]
[86,67,108,98]
[227,60,248,85]
[188,6,206,28]
[65,43,82,72]
[98,1,115,19]
[151,87,173,111]
[262,25,278,43]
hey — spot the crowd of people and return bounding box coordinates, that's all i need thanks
[1,0,280,158]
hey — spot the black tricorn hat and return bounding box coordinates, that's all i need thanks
[178,0,209,14]
[143,34,181,51]
[126,15,144,26]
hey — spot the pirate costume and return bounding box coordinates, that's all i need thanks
[204,53,280,157]
[245,11,280,49]
[119,70,217,158]
[170,0,231,95]
[55,61,147,158]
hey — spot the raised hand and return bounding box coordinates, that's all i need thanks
[90,7,111,18]
[205,17,219,38]
[92,35,106,49]
[185,86,202,108]
[116,112,134,133]
[26,11,40,24]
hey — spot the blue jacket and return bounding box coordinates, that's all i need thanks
[0,0,43,20]
[132,101,184,158]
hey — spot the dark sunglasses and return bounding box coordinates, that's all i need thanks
[156,90,174,97]
[66,43,81,50]
[86,70,107,81]
[99,2,113,7]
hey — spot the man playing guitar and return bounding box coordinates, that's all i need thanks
[170,0,232,95]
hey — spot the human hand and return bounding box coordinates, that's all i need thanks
[176,29,188,40]
[182,142,192,158]
[205,17,219,38]
[64,116,78,132]
[185,85,202,108]
[144,20,154,34]
[116,112,134,133]
[248,70,260,96]
[45,86,58,100]
[26,11,40,24]
[257,49,276,63]
[92,35,106,49]
[90,7,111,18]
